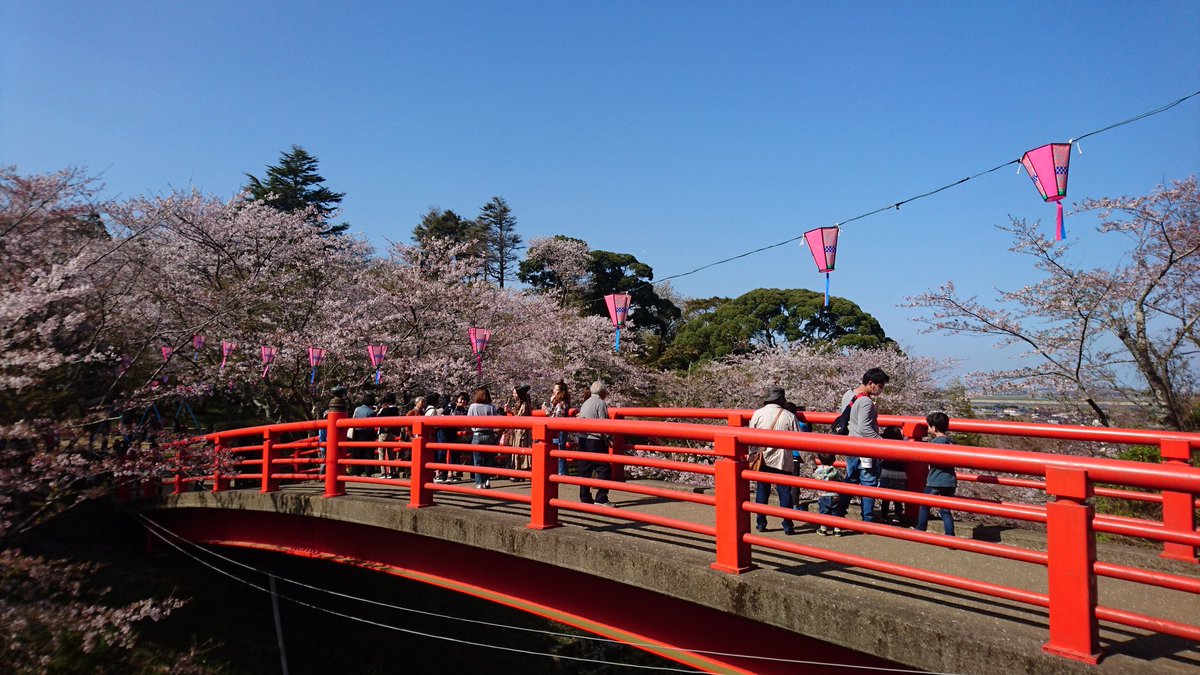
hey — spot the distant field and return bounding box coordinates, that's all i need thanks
[970,396,1145,408]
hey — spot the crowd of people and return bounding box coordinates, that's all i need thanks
[330,368,960,535]
[748,368,959,537]
[335,381,609,492]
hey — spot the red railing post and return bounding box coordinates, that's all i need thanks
[1160,438,1198,563]
[901,421,929,526]
[261,429,277,493]
[529,422,559,530]
[608,410,626,482]
[727,414,744,428]
[1042,466,1100,663]
[711,431,753,574]
[212,434,229,492]
[173,445,186,495]
[408,420,433,508]
[324,409,346,498]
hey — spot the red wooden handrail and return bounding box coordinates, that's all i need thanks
[168,406,1200,663]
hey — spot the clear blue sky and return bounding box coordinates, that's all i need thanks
[4,1,1198,377]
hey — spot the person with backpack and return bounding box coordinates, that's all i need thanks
[748,386,799,535]
[834,368,890,524]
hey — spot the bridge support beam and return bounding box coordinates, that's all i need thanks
[1160,439,1198,564]
[1042,466,1099,663]
[711,432,753,574]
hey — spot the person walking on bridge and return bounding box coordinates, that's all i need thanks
[576,381,614,506]
[836,368,890,524]
[749,386,799,535]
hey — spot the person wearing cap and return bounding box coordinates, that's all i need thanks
[748,386,799,534]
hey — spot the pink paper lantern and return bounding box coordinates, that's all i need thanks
[1020,143,1071,241]
[467,327,492,376]
[603,294,632,351]
[260,345,278,379]
[367,344,388,384]
[803,226,840,307]
[220,340,236,371]
[307,346,326,383]
[192,335,205,362]
[159,345,174,384]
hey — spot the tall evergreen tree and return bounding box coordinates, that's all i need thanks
[477,196,522,287]
[412,207,487,270]
[244,145,347,236]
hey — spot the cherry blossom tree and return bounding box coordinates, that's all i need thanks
[906,177,1199,430]
[1,167,188,667]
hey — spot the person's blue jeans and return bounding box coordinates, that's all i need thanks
[554,432,569,476]
[755,466,794,533]
[917,486,956,536]
[471,431,496,486]
[837,460,879,521]
[817,495,836,516]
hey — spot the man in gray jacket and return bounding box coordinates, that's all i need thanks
[836,368,889,523]
[576,381,613,506]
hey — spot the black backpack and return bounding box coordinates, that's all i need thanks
[830,394,859,435]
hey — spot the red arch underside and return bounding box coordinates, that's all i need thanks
[155,509,900,674]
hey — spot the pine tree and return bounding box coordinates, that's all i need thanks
[477,196,522,288]
[244,145,347,236]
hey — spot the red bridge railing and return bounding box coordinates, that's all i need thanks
[163,406,1200,665]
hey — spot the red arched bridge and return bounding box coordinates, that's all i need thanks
[141,402,1200,674]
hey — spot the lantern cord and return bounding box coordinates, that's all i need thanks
[648,87,1200,291]
[1070,88,1200,145]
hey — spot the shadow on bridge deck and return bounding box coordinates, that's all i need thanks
[149,478,1200,675]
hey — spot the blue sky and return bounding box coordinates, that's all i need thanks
[3,1,1198,377]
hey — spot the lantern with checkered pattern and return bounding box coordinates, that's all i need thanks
[803,226,840,307]
[1020,143,1071,240]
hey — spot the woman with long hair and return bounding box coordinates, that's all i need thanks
[467,387,499,489]
[506,385,533,479]
[543,381,572,476]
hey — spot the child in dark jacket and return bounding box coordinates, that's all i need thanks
[877,427,908,525]
[917,412,958,536]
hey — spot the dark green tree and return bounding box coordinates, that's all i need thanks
[411,207,486,266]
[477,196,522,287]
[660,288,892,369]
[244,145,347,236]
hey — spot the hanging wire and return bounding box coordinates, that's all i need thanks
[637,87,1200,293]
[130,509,947,674]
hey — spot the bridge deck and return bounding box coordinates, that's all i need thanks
[153,478,1200,674]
